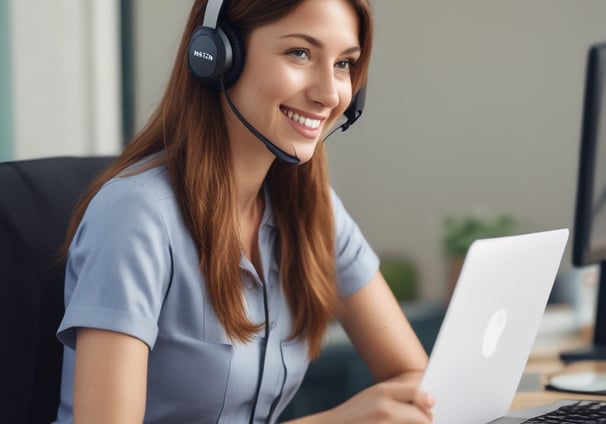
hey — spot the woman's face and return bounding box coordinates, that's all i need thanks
[226,0,361,164]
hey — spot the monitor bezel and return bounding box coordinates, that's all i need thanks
[573,42,606,266]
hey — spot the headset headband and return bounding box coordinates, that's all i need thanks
[202,0,223,29]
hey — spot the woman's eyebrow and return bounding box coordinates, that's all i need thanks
[280,33,361,55]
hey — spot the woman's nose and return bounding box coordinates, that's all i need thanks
[308,66,340,109]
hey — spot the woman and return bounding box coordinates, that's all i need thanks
[53,0,434,422]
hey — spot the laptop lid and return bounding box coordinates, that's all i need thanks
[419,228,569,424]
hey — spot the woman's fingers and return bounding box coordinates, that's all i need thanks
[326,379,435,423]
[378,380,435,417]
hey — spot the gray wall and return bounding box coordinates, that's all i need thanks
[130,1,606,300]
[327,1,606,300]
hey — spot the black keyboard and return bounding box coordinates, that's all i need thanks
[522,400,606,423]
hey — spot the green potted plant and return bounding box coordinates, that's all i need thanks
[380,256,418,302]
[442,212,520,299]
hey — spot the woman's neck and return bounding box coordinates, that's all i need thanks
[236,187,265,279]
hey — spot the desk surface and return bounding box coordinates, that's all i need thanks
[513,361,606,410]
[512,305,606,410]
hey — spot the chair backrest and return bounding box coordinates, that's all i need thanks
[0,156,115,424]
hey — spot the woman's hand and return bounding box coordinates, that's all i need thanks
[324,379,434,424]
[282,378,434,424]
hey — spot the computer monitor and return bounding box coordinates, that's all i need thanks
[560,41,606,363]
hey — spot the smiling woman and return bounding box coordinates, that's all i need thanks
[51,1,434,423]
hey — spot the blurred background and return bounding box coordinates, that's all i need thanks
[2,0,606,302]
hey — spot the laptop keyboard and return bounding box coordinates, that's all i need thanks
[522,400,606,423]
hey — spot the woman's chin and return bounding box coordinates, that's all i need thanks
[292,148,315,165]
[269,136,319,165]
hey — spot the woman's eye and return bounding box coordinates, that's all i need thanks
[288,49,309,60]
[335,59,355,71]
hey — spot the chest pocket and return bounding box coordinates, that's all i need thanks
[145,333,233,424]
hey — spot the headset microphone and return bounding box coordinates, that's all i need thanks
[322,86,366,142]
[341,85,365,131]
[220,78,366,164]
[221,80,301,164]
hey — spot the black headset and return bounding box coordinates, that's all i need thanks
[187,0,366,131]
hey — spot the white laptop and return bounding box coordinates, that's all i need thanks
[419,228,571,424]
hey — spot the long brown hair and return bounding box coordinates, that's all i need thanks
[64,0,373,358]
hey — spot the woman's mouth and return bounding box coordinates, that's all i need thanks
[280,106,322,129]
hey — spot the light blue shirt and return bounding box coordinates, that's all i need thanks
[53,160,379,424]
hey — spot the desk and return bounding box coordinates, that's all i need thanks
[511,305,606,410]
[512,361,606,410]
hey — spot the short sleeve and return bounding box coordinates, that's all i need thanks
[57,178,173,350]
[331,189,380,298]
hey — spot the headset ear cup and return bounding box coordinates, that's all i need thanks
[220,23,245,89]
[188,27,218,84]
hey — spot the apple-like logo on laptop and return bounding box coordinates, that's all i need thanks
[482,309,507,358]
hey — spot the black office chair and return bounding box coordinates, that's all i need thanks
[0,156,115,424]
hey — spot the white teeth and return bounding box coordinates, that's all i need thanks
[281,107,321,129]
